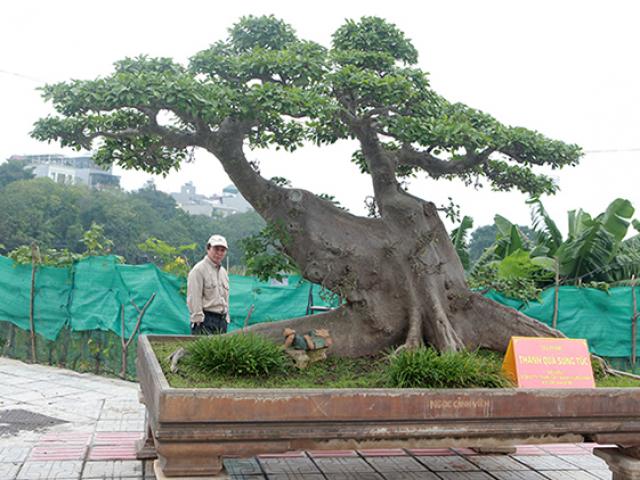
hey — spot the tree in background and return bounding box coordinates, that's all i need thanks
[33,16,582,355]
[0,178,264,266]
[138,237,196,278]
[0,158,35,189]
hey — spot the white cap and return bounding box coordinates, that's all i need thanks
[207,234,228,249]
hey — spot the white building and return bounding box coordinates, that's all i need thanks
[170,182,252,216]
[10,154,120,188]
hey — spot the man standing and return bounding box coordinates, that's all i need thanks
[187,234,230,335]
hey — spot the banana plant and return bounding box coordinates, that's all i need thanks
[470,214,531,274]
[450,215,473,270]
[470,198,640,299]
[527,196,563,257]
[556,198,636,283]
[600,230,640,285]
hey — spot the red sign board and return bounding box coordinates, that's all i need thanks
[502,337,595,388]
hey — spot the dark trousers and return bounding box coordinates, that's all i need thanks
[192,311,227,335]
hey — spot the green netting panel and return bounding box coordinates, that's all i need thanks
[115,263,189,336]
[228,274,257,330]
[33,265,72,340]
[0,256,70,340]
[0,256,32,332]
[228,275,338,331]
[69,257,190,337]
[69,256,130,334]
[488,286,637,358]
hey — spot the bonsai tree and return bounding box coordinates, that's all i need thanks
[33,16,582,356]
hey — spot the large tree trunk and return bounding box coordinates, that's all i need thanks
[208,120,561,356]
[236,191,561,357]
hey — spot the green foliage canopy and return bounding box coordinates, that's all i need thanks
[32,15,582,199]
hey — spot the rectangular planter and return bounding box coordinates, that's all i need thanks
[137,334,640,477]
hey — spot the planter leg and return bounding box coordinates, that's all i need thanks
[156,446,223,477]
[136,411,157,460]
[154,459,223,479]
[595,447,640,480]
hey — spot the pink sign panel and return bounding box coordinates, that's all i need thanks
[502,337,595,388]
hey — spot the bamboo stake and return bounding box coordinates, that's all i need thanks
[120,293,156,378]
[632,275,638,369]
[552,257,560,329]
[29,242,41,363]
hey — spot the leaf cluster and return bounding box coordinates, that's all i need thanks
[450,215,473,270]
[137,237,196,278]
[8,245,79,267]
[240,221,299,281]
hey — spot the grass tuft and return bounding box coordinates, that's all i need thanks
[386,347,512,388]
[183,334,289,378]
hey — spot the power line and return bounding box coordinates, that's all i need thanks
[0,69,45,83]
[584,148,640,154]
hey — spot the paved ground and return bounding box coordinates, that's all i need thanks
[0,357,616,479]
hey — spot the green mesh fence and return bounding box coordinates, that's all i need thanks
[0,256,337,378]
[486,287,639,363]
[0,322,138,379]
[0,254,638,377]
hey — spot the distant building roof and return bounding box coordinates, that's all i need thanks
[11,154,120,188]
[171,182,252,217]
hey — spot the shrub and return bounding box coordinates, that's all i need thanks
[387,347,511,388]
[184,334,289,377]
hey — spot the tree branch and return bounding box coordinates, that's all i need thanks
[350,119,401,215]
[396,145,494,177]
[203,117,289,218]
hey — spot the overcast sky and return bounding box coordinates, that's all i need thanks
[1,0,638,233]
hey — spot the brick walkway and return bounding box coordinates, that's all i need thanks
[0,357,615,479]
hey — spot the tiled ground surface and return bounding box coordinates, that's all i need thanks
[221,445,614,480]
[0,357,618,479]
[0,358,151,479]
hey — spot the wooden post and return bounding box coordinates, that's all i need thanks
[29,242,41,363]
[243,304,255,333]
[632,275,638,369]
[120,293,156,379]
[552,257,560,329]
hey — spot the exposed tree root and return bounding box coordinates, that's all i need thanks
[237,305,403,357]
[235,290,564,358]
[463,294,564,352]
